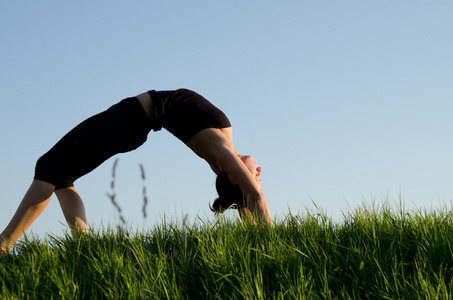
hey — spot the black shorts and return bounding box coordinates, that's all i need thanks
[34,97,151,190]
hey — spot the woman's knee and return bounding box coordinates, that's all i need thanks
[34,154,53,182]
[34,155,74,189]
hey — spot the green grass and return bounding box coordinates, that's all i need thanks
[1,202,453,299]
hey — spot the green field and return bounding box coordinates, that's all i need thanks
[1,202,453,299]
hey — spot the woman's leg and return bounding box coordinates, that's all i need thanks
[0,179,54,252]
[55,187,88,237]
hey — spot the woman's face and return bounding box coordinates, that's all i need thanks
[240,155,262,182]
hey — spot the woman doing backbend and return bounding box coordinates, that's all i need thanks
[0,89,272,252]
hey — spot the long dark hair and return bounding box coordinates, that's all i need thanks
[210,172,246,214]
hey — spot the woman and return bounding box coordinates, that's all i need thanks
[0,89,272,252]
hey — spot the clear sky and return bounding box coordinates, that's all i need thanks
[1,2,452,239]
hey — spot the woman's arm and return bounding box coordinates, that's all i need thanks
[187,128,272,224]
[215,146,272,224]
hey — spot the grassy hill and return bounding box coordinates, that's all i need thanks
[1,203,452,299]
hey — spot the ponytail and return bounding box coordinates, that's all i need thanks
[210,172,245,214]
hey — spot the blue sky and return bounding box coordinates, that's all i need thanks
[1,2,452,238]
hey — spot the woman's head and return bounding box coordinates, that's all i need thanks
[210,172,245,214]
[239,155,262,182]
